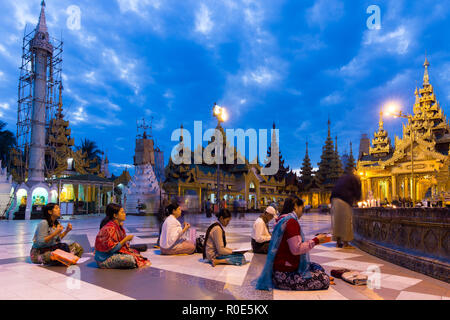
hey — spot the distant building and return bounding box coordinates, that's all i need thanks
[358,134,370,160]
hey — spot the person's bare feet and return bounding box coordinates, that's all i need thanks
[211,259,217,267]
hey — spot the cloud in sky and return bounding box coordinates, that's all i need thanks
[320,92,343,106]
[195,4,213,35]
[117,0,161,14]
[306,0,345,29]
[0,0,450,177]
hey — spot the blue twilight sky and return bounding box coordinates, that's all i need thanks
[1,0,450,176]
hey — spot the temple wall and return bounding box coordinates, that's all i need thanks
[353,207,450,282]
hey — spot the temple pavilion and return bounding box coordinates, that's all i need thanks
[163,123,293,212]
[357,58,450,204]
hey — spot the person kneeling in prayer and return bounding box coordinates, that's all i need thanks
[251,206,277,254]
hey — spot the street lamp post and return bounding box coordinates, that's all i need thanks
[386,109,416,207]
[212,103,228,212]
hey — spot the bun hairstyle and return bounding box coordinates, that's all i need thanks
[43,203,59,227]
[281,196,304,214]
[216,208,232,220]
[100,203,122,229]
[165,203,180,217]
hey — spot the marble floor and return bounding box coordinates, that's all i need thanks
[0,212,448,300]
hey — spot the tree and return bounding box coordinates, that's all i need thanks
[76,138,102,162]
[0,121,16,169]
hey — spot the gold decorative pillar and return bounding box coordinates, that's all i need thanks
[386,179,391,203]
[361,179,365,200]
[403,177,407,198]
[392,175,397,201]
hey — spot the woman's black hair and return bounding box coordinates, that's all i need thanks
[100,203,122,229]
[216,208,232,220]
[43,203,59,227]
[165,203,180,217]
[281,196,304,214]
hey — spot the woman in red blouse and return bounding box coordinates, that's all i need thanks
[256,196,330,291]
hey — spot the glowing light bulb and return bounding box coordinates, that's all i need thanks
[220,109,228,122]
[213,105,221,116]
[385,102,401,117]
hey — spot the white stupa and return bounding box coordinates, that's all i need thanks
[0,161,13,218]
[124,119,164,214]
[125,163,161,214]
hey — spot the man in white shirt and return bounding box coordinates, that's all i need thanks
[251,206,277,254]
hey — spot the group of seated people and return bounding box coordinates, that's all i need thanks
[30,195,330,291]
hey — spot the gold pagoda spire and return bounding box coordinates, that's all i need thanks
[327,116,331,138]
[378,110,384,130]
[369,109,392,157]
[423,56,430,85]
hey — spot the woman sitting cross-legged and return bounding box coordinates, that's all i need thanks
[251,206,277,254]
[203,209,247,267]
[95,203,151,269]
[256,196,330,291]
[159,203,196,255]
[30,203,84,265]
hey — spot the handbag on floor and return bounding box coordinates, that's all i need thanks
[130,244,148,252]
[330,268,351,279]
[341,271,368,286]
[50,249,80,266]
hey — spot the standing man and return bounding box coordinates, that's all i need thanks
[206,198,212,218]
[330,174,362,249]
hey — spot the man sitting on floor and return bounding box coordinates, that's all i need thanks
[251,206,277,254]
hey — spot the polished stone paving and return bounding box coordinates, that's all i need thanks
[0,212,448,300]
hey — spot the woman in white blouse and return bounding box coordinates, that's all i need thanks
[251,206,277,254]
[160,203,196,255]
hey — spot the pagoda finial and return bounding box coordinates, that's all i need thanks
[379,110,384,130]
[327,117,331,138]
[423,55,430,85]
[349,141,353,156]
[36,0,48,33]
[305,140,309,156]
[273,122,276,130]
[180,123,184,142]
[335,135,338,152]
